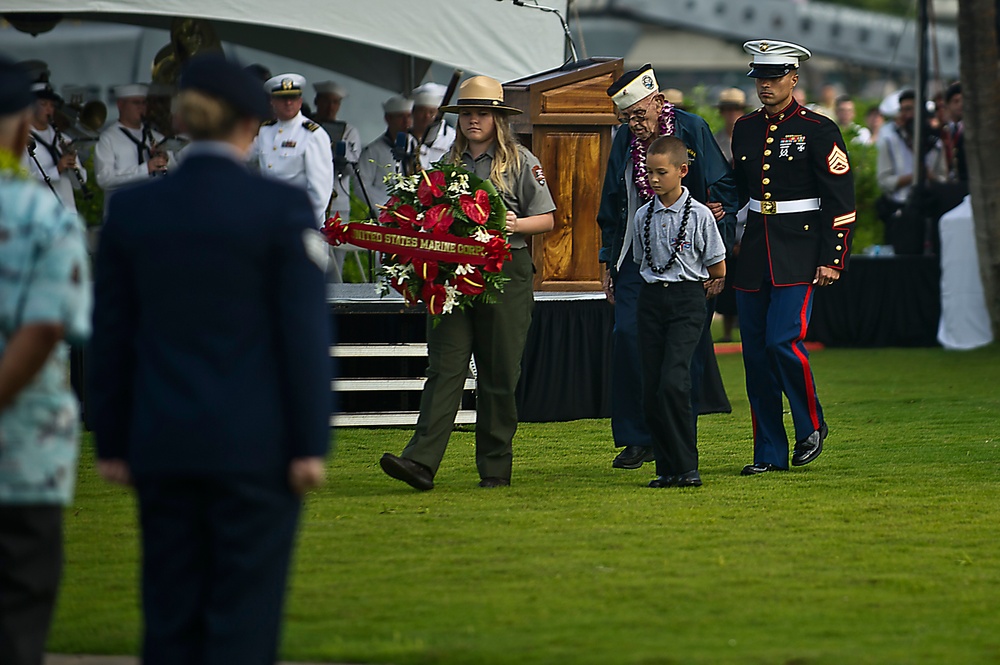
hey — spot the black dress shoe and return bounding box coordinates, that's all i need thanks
[613,445,655,469]
[673,470,703,487]
[740,462,787,476]
[792,423,829,466]
[647,475,676,488]
[379,453,434,491]
[478,477,510,488]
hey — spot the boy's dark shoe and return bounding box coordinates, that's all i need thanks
[647,475,676,488]
[740,462,787,476]
[380,453,434,491]
[478,477,510,488]
[792,423,828,466]
[613,445,655,469]
[673,470,702,487]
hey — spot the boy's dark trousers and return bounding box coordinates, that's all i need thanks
[637,280,707,477]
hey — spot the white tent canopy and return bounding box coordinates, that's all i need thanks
[2,0,569,90]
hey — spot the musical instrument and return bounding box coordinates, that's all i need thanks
[53,124,93,200]
[141,121,169,176]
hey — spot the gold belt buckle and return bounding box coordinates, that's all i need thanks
[760,200,777,215]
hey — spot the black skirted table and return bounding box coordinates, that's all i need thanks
[807,255,941,347]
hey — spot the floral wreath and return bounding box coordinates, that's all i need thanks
[322,162,511,320]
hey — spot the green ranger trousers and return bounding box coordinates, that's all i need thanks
[401,248,534,481]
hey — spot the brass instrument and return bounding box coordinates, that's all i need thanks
[141,120,169,176]
[52,124,93,200]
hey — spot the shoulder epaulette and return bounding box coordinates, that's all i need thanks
[303,121,320,132]
[261,119,278,127]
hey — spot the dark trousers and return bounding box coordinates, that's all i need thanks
[135,474,301,665]
[611,258,728,449]
[402,248,534,481]
[736,282,825,468]
[637,280,707,477]
[0,505,63,665]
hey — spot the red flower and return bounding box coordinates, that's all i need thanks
[421,281,448,315]
[379,205,417,229]
[483,236,511,273]
[459,189,492,225]
[321,213,350,246]
[453,268,486,295]
[411,258,439,282]
[417,169,447,206]
[422,203,455,233]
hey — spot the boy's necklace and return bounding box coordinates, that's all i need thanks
[642,193,692,275]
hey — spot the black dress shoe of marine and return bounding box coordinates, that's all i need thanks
[379,453,434,491]
[673,470,703,487]
[740,463,787,476]
[792,422,829,467]
[647,475,676,488]
[613,445,655,469]
[478,477,510,488]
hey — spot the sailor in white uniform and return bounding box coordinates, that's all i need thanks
[354,95,416,210]
[249,73,333,227]
[312,80,361,222]
[410,82,456,169]
[24,80,88,212]
[95,84,176,202]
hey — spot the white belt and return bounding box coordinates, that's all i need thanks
[749,198,821,215]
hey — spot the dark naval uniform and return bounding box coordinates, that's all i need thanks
[732,97,856,468]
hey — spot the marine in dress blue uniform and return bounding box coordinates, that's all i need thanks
[88,56,332,665]
[598,65,738,469]
[731,40,856,474]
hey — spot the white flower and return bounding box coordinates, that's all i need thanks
[455,263,475,276]
[473,227,492,243]
[442,284,460,314]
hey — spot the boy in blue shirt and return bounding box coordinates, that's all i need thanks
[634,136,726,488]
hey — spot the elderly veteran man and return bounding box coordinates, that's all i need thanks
[0,55,91,665]
[731,40,855,475]
[598,64,737,471]
[249,73,333,227]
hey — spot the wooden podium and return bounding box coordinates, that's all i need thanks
[504,58,623,291]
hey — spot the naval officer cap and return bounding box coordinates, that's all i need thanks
[180,55,271,119]
[744,40,811,78]
[0,55,35,116]
[265,73,306,97]
[314,81,348,99]
[607,64,658,111]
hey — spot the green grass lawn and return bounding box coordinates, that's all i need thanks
[51,345,1000,664]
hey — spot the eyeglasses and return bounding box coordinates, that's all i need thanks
[621,100,659,125]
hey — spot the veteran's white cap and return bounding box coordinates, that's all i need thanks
[314,80,347,98]
[607,64,658,111]
[383,95,414,114]
[743,40,811,78]
[265,73,306,97]
[113,83,148,98]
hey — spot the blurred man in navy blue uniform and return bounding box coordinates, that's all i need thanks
[731,40,856,475]
[88,56,332,665]
[598,64,737,470]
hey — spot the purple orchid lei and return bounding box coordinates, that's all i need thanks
[630,100,676,202]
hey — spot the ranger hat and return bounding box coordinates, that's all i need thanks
[265,73,306,97]
[717,87,748,109]
[607,64,658,111]
[744,40,811,78]
[439,76,521,115]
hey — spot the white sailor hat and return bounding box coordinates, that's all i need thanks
[743,40,811,78]
[411,82,447,108]
[265,73,306,97]
[383,95,414,114]
[113,83,149,98]
[607,64,658,111]
[314,80,347,98]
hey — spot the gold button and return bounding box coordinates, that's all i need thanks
[762,178,770,185]
[763,164,771,171]
[267,164,273,168]
[788,156,794,161]
[838,232,845,238]
[834,258,840,264]
[741,155,746,161]
[769,124,778,131]
[272,147,276,150]
[278,129,283,133]
[801,110,807,115]
[804,225,809,230]
[764,149,772,156]
[767,137,774,144]
[836,245,843,251]
[764,192,772,199]
[779,114,785,120]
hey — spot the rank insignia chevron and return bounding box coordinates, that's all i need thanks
[827,144,850,175]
